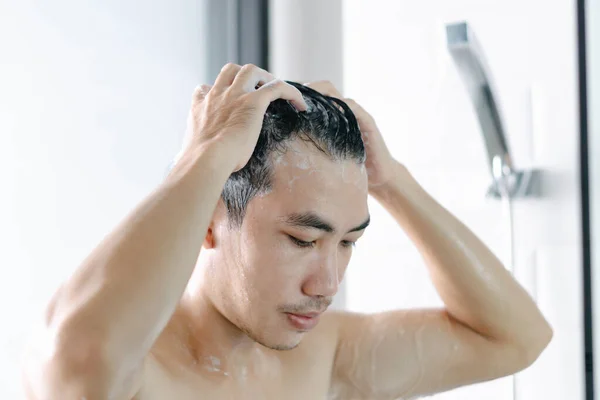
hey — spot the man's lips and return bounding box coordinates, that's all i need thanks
[285,311,323,331]
[290,312,321,318]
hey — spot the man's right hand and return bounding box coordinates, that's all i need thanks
[180,63,308,173]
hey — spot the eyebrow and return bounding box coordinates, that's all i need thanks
[282,212,370,234]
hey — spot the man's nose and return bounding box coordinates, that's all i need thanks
[301,253,340,298]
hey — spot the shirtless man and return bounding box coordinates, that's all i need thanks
[22,63,553,400]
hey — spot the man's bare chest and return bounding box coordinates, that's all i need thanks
[134,354,334,400]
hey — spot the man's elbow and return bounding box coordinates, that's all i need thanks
[517,322,554,370]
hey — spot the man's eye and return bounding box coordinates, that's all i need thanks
[341,240,356,248]
[288,235,315,248]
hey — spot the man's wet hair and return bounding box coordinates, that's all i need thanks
[223,81,366,228]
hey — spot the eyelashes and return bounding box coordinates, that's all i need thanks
[287,235,356,249]
[288,235,314,248]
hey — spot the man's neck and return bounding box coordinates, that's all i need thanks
[164,288,278,379]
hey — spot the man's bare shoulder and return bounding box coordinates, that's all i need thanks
[315,309,362,341]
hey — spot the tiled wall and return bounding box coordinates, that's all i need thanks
[343,0,584,398]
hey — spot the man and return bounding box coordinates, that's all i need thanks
[23,63,552,399]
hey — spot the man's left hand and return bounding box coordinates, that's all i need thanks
[303,81,399,190]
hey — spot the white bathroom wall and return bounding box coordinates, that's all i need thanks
[0,1,206,398]
[343,0,584,399]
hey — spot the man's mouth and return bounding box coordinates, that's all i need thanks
[285,311,323,331]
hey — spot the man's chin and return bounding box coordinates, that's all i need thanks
[266,341,301,351]
[256,331,304,351]
[241,318,306,351]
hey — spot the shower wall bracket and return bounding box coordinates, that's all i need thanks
[486,165,542,199]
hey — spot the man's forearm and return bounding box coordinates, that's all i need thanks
[371,161,552,349]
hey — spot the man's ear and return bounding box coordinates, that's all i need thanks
[203,222,216,249]
[203,199,227,249]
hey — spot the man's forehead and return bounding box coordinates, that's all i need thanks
[258,139,369,222]
[270,142,367,188]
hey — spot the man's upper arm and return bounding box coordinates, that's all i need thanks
[328,308,531,400]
